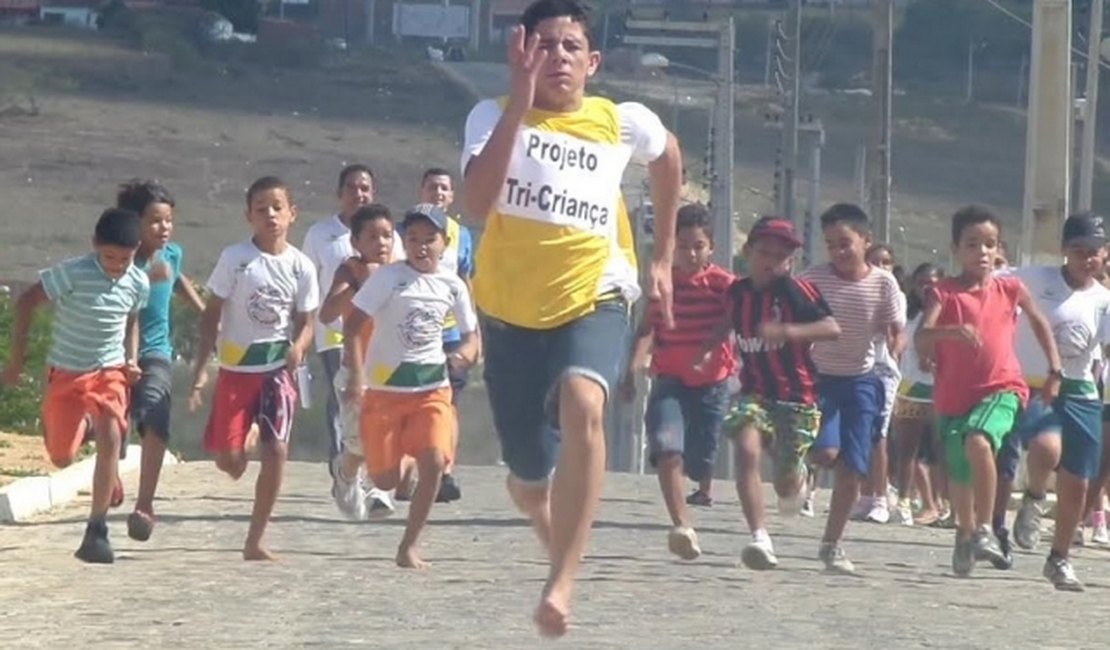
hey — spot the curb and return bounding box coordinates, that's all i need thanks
[0,445,179,523]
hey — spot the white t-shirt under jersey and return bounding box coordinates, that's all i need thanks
[206,239,320,373]
[351,261,478,393]
[303,214,355,352]
[1012,265,1110,396]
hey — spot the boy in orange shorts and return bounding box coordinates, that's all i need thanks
[2,208,150,563]
[343,203,479,568]
[189,176,319,561]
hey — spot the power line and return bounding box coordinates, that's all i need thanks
[979,0,1110,70]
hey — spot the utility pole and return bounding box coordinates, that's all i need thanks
[804,117,826,267]
[782,0,802,224]
[1079,0,1104,212]
[869,0,894,243]
[715,17,736,271]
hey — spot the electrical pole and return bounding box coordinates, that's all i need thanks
[714,17,736,271]
[783,0,802,224]
[1079,0,1104,212]
[869,0,894,243]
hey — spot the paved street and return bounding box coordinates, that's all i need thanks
[3,462,1110,648]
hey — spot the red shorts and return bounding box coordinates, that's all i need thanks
[42,367,129,466]
[203,368,297,453]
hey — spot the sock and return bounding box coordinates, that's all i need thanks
[1049,547,1066,562]
[1092,510,1106,527]
[752,528,771,544]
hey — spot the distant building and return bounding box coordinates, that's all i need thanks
[0,0,40,25]
[39,0,100,28]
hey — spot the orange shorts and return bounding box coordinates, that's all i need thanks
[42,367,129,467]
[359,387,455,477]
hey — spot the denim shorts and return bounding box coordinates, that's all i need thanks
[132,356,174,441]
[1011,393,1103,480]
[481,298,630,483]
[644,376,729,482]
[813,372,884,477]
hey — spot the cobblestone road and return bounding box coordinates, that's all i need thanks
[3,463,1110,648]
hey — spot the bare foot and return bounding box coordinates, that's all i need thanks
[242,545,279,561]
[396,545,428,569]
[534,584,571,638]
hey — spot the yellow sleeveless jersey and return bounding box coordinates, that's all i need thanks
[473,96,640,330]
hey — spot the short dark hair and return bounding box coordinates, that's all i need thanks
[116,179,175,216]
[820,203,871,233]
[521,0,594,48]
[676,203,712,239]
[866,243,894,260]
[338,164,374,192]
[94,208,142,248]
[246,176,292,207]
[351,203,393,238]
[951,204,1001,243]
[421,167,453,185]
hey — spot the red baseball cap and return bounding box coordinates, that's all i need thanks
[748,216,803,248]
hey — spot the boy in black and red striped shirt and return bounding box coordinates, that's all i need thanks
[622,203,735,561]
[696,216,840,571]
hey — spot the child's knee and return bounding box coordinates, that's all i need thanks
[810,447,839,468]
[215,452,247,479]
[369,468,401,491]
[416,447,448,475]
[655,451,683,471]
[49,453,76,469]
[964,432,993,455]
[260,440,289,462]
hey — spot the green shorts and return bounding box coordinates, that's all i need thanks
[724,395,820,483]
[936,391,1021,485]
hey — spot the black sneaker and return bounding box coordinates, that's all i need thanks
[127,510,155,542]
[436,474,462,503]
[990,528,1014,570]
[686,490,713,507]
[74,518,115,564]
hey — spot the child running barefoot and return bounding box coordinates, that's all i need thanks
[1,208,150,563]
[916,205,1063,578]
[318,204,397,521]
[696,216,839,570]
[620,203,734,561]
[190,176,319,561]
[116,180,207,542]
[343,204,479,569]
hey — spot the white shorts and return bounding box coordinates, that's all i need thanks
[876,373,900,439]
[333,366,364,456]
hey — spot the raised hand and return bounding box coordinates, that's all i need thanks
[506,25,548,113]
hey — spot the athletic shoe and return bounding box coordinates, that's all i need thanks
[1074,525,1087,548]
[952,534,975,577]
[366,488,395,521]
[1092,521,1109,546]
[127,510,155,542]
[436,473,462,503]
[865,499,891,524]
[74,518,114,564]
[331,468,368,521]
[849,497,871,522]
[1043,555,1084,592]
[990,528,1014,570]
[741,534,778,571]
[892,499,914,526]
[667,526,702,561]
[1014,494,1045,550]
[800,493,816,518]
[818,542,856,575]
[973,527,1007,567]
[686,490,713,507]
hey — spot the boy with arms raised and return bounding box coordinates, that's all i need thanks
[2,208,150,563]
[461,0,682,636]
[697,216,839,570]
[1007,213,1110,590]
[621,203,734,561]
[800,204,904,574]
[190,176,319,561]
[116,179,206,542]
[916,205,1061,578]
[342,204,479,569]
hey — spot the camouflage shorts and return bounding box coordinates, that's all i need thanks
[724,395,821,481]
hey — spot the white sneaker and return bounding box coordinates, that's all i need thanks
[1074,525,1087,547]
[365,487,395,520]
[331,468,368,521]
[865,499,890,524]
[849,497,871,522]
[667,526,702,561]
[1093,522,1110,546]
[741,535,778,571]
[892,499,914,526]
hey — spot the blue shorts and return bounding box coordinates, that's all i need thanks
[813,372,884,476]
[481,299,630,483]
[644,376,729,481]
[1015,394,1103,480]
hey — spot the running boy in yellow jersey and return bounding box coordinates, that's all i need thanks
[461,0,683,637]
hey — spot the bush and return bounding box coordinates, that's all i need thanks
[0,294,53,434]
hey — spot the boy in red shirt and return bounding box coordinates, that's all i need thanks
[622,203,733,561]
[916,205,1062,577]
[696,216,840,570]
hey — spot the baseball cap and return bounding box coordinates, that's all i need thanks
[748,216,803,248]
[1062,212,1107,249]
[401,203,449,233]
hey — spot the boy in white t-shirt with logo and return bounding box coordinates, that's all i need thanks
[342,204,479,569]
[190,176,320,561]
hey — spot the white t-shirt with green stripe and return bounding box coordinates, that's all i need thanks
[206,240,320,373]
[40,253,150,372]
[351,261,477,392]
